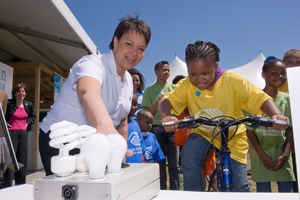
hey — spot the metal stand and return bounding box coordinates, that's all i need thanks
[0,137,9,180]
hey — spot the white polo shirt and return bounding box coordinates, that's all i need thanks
[41,50,133,133]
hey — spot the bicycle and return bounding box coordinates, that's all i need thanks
[162,115,291,192]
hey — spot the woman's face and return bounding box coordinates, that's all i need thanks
[187,58,218,91]
[113,31,146,75]
[132,74,140,92]
[14,87,26,101]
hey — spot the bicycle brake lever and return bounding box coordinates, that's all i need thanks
[162,117,199,129]
[162,117,196,126]
[162,121,179,126]
[247,115,291,128]
[178,123,199,129]
[267,119,291,126]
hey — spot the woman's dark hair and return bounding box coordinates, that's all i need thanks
[262,59,285,73]
[172,75,186,84]
[109,14,151,50]
[185,40,220,64]
[12,83,28,98]
[128,68,145,92]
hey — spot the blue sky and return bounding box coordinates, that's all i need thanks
[64,0,300,88]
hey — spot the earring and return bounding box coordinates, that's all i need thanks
[113,48,117,54]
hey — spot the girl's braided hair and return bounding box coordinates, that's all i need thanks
[185,40,220,63]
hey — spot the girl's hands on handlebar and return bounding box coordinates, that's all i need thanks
[162,116,179,132]
[271,115,289,130]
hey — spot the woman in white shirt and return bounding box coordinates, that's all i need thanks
[39,15,151,176]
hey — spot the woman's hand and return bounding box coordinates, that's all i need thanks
[7,123,12,128]
[162,116,178,132]
[126,150,133,157]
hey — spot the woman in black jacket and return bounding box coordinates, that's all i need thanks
[4,83,36,186]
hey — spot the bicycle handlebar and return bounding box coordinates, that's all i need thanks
[162,115,292,129]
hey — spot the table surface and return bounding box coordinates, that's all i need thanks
[0,184,299,200]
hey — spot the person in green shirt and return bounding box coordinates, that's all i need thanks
[246,57,295,192]
[141,60,180,190]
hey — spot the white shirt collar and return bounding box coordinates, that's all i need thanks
[107,50,129,83]
[107,50,118,76]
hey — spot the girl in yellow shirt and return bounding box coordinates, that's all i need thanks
[159,40,290,192]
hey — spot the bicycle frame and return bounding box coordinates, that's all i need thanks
[218,119,233,192]
[162,115,291,192]
[204,119,233,192]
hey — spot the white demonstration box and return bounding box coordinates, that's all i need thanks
[33,163,160,200]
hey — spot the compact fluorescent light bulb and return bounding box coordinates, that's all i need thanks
[107,133,127,173]
[82,133,112,179]
[49,121,79,177]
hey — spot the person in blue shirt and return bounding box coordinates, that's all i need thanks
[137,110,165,163]
[126,94,146,163]
[128,68,145,120]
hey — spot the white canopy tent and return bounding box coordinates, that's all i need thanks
[167,53,266,89]
[0,0,99,170]
[228,53,266,89]
[0,0,99,71]
[167,54,188,83]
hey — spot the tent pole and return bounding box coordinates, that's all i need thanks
[33,64,41,171]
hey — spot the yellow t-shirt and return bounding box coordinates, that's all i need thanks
[278,81,289,93]
[164,71,271,164]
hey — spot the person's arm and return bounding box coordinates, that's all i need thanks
[159,98,178,132]
[246,129,276,170]
[273,129,293,171]
[5,100,12,128]
[76,76,118,135]
[77,76,133,157]
[260,99,289,130]
[116,116,128,162]
[116,116,128,141]
[145,94,165,116]
[26,102,36,128]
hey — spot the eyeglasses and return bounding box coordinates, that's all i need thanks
[160,60,169,65]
